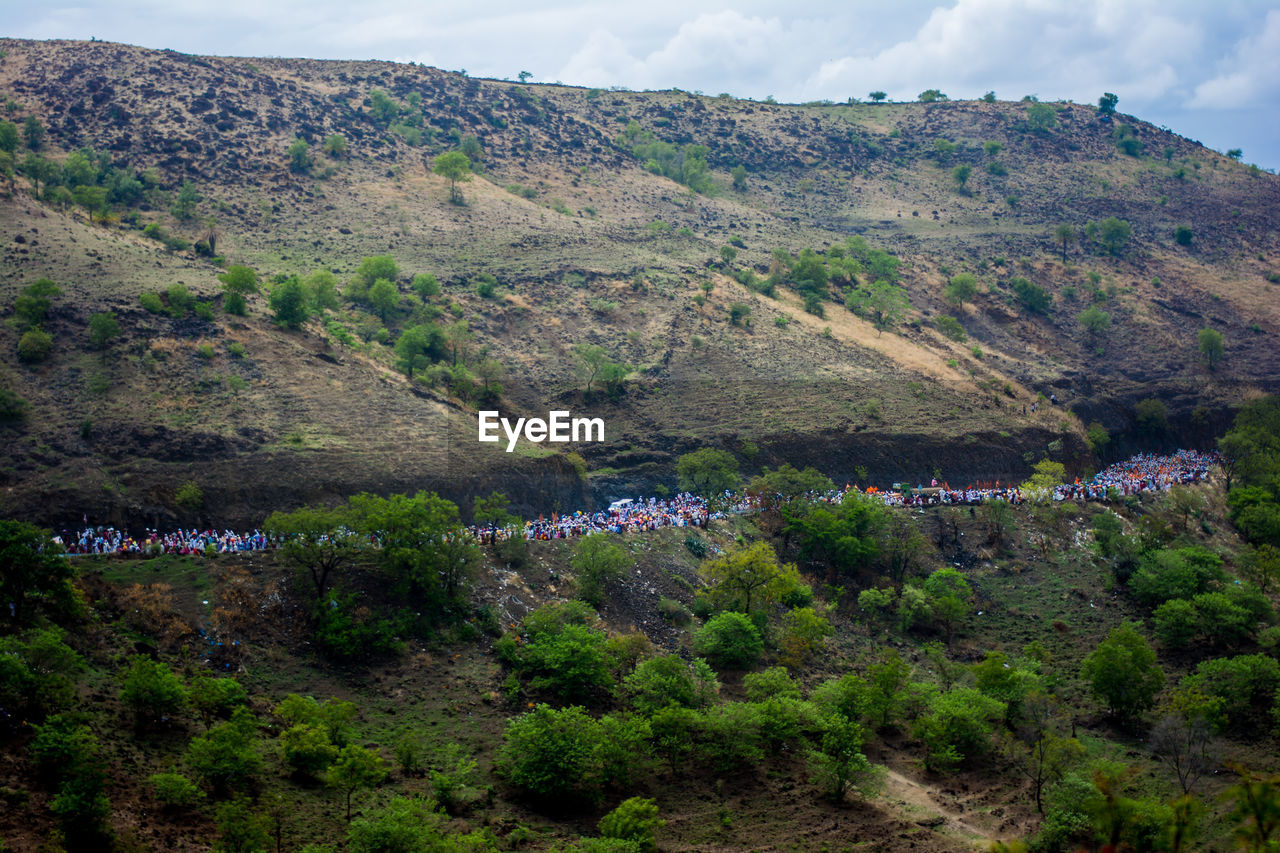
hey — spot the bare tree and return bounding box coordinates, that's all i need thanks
[1150,711,1217,795]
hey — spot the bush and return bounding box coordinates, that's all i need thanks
[624,655,718,714]
[693,612,763,669]
[1010,277,1051,314]
[280,723,338,778]
[312,593,404,661]
[1129,547,1225,607]
[120,655,188,724]
[17,328,52,362]
[0,387,29,422]
[1182,654,1280,731]
[1175,225,1193,246]
[599,797,664,852]
[175,480,204,511]
[728,302,751,326]
[190,676,248,727]
[743,666,801,701]
[499,704,606,805]
[140,291,164,313]
[0,628,83,720]
[149,771,206,809]
[913,688,1005,772]
[185,707,262,792]
[934,315,966,341]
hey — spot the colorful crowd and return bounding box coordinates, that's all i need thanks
[58,450,1220,556]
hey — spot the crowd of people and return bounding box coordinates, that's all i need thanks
[57,450,1220,557]
[57,526,273,556]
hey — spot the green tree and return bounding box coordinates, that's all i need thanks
[171,180,201,220]
[1081,621,1164,725]
[599,797,665,852]
[1098,92,1119,116]
[1097,217,1132,255]
[693,611,763,669]
[922,567,972,643]
[500,703,606,805]
[23,115,44,150]
[264,505,362,601]
[700,540,802,615]
[1175,225,1193,247]
[0,520,76,626]
[215,797,271,853]
[1011,277,1051,315]
[432,151,472,203]
[87,311,120,349]
[14,277,59,329]
[186,707,262,792]
[219,265,258,315]
[17,328,52,362]
[845,280,911,333]
[1054,224,1075,262]
[121,655,187,725]
[328,744,387,820]
[411,272,441,301]
[368,277,400,321]
[1026,102,1058,133]
[919,89,947,103]
[952,164,972,190]
[869,91,887,102]
[914,688,1005,772]
[288,137,311,173]
[676,448,739,496]
[623,655,718,715]
[393,323,447,377]
[731,164,747,190]
[323,133,347,158]
[809,713,880,801]
[571,535,630,607]
[1224,769,1280,852]
[268,277,309,329]
[944,272,978,306]
[0,119,18,153]
[0,628,84,721]
[980,91,997,103]
[189,676,247,729]
[368,89,399,126]
[1079,305,1112,339]
[149,771,206,809]
[1198,328,1224,371]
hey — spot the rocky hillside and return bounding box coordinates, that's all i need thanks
[0,38,1277,527]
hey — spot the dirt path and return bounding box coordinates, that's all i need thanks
[883,768,991,850]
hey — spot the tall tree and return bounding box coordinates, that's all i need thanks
[432,151,472,203]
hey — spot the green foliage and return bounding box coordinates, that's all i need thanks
[190,676,247,728]
[1128,546,1225,607]
[1095,216,1132,254]
[368,277,400,320]
[411,273,441,301]
[914,688,1005,772]
[1078,304,1112,337]
[676,448,739,496]
[171,180,201,220]
[1081,622,1164,724]
[394,323,448,377]
[845,280,911,332]
[1175,225,1193,247]
[175,480,203,511]
[809,712,881,802]
[345,796,457,853]
[746,464,834,500]
[944,273,978,306]
[312,592,404,661]
[0,520,77,626]
[779,605,834,667]
[1198,327,1224,371]
[571,535,630,607]
[1026,102,1058,133]
[952,164,972,189]
[215,796,271,853]
[500,704,613,806]
[13,277,59,329]
[1097,92,1119,116]
[328,744,388,820]
[934,314,967,341]
[1182,654,1280,731]
[618,121,714,194]
[1113,123,1143,156]
[744,666,801,701]
[288,137,311,173]
[149,771,206,809]
[783,492,886,579]
[323,133,347,157]
[600,797,664,852]
[1010,277,1051,314]
[139,290,164,314]
[86,311,120,349]
[269,276,309,329]
[624,655,718,714]
[700,540,803,615]
[727,301,751,326]
[693,612,763,669]
[185,707,263,792]
[280,723,339,778]
[0,628,83,725]
[432,151,473,203]
[918,89,947,103]
[17,328,51,362]
[120,655,187,724]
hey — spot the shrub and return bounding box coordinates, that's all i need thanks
[500,704,607,805]
[934,315,967,341]
[944,273,978,306]
[1129,547,1224,607]
[1011,277,1051,314]
[572,535,630,607]
[624,655,718,714]
[728,302,751,326]
[0,387,30,423]
[17,328,52,362]
[175,480,204,511]
[312,593,404,661]
[1081,622,1164,724]
[599,797,664,852]
[190,676,248,727]
[1175,225,1193,247]
[913,688,1005,772]
[149,772,205,809]
[280,723,339,778]
[185,707,262,792]
[1182,654,1280,731]
[140,291,164,313]
[120,655,188,724]
[743,666,801,701]
[693,612,763,669]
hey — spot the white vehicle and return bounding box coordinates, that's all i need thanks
[607,499,634,512]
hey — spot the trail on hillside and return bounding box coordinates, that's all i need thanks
[883,768,990,850]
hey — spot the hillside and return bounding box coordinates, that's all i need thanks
[1,38,1279,527]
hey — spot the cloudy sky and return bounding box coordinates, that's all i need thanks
[11,0,1280,168]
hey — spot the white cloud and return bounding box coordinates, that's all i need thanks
[1189,9,1280,109]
